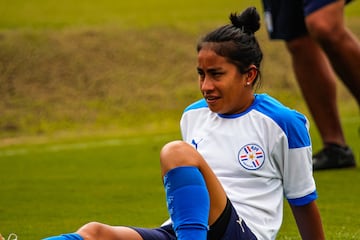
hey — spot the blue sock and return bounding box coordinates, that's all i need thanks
[42,233,83,240]
[164,166,210,240]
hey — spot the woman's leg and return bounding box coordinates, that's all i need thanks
[160,140,228,240]
[43,140,226,240]
[43,222,143,240]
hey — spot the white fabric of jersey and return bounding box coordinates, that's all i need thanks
[180,94,317,240]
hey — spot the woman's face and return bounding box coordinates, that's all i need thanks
[197,48,255,115]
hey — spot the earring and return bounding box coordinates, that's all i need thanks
[246,82,251,86]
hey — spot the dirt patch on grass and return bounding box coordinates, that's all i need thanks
[0,27,200,138]
[0,25,358,142]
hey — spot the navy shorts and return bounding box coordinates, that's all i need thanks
[131,199,257,240]
[262,0,353,40]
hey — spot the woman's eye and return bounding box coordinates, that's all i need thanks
[212,72,222,77]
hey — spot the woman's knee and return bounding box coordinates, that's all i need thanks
[160,140,202,175]
[76,222,104,240]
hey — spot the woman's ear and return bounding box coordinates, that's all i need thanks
[245,65,258,86]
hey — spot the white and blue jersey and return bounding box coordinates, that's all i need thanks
[180,93,317,240]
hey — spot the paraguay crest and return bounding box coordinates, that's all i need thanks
[238,143,265,170]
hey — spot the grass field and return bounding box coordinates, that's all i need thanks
[1,133,359,239]
[0,0,359,239]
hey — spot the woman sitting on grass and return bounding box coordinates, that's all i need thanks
[42,6,325,240]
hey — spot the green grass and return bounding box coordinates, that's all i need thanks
[0,132,359,239]
[0,133,176,238]
[0,0,263,31]
[0,0,357,31]
[0,0,359,239]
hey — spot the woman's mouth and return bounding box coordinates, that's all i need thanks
[205,95,220,104]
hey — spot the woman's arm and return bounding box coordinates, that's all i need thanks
[290,201,325,240]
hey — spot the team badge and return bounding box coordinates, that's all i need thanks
[238,143,265,170]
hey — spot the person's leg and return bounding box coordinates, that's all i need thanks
[42,141,226,240]
[77,223,143,240]
[305,0,360,105]
[303,0,359,169]
[42,222,144,240]
[262,0,357,169]
[42,234,83,240]
[160,140,228,240]
[286,36,345,146]
[285,36,356,170]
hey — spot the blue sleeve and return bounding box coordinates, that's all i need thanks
[254,94,311,149]
[287,190,318,206]
[183,99,207,113]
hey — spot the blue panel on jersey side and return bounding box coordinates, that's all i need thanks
[251,94,311,149]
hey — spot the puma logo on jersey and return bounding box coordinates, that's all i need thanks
[191,138,203,149]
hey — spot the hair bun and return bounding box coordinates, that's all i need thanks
[229,7,260,34]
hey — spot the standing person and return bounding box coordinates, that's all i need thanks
[42,7,325,240]
[261,0,359,170]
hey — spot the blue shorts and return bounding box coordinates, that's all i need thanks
[262,0,353,40]
[131,199,257,240]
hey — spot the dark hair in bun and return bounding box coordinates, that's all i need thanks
[229,7,261,34]
[197,6,263,86]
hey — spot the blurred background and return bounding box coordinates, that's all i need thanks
[0,1,357,150]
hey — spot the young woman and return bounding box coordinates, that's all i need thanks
[42,7,325,240]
